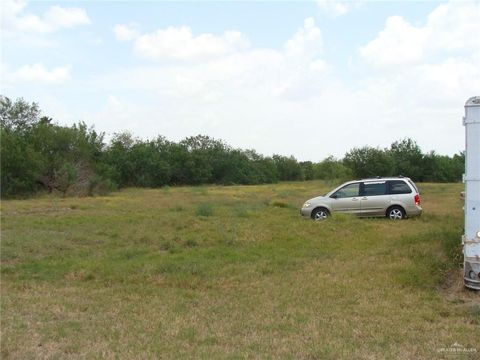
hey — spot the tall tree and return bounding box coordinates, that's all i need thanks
[343,147,394,179]
[389,138,424,180]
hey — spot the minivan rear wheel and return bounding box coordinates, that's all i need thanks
[387,206,405,220]
[312,208,329,221]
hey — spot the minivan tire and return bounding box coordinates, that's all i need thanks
[312,207,329,221]
[387,206,405,220]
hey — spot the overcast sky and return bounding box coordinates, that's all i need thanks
[1,0,479,161]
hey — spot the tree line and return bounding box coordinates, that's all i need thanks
[0,96,465,198]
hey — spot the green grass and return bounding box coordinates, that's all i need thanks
[1,181,478,359]
[196,203,214,217]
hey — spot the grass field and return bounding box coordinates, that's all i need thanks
[1,181,479,359]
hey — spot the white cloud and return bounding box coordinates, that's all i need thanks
[8,63,72,84]
[113,23,140,42]
[87,95,148,134]
[426,2,480,52]
[284,17,322,59]
[360,1,480,67]
[310,59,328,72]
[317,0,360,17]
[116,25,250,61]
[357,1,480,119]
[101,18,327,100]
[2,0,90,34]
[360,16,428,67]
[43,6,90,30]
[354,1,480,157]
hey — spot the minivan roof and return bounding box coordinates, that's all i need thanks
[359,176,412,182]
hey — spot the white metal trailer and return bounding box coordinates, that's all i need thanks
[463,96,480,290]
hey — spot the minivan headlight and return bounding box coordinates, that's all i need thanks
[302,202,311,208]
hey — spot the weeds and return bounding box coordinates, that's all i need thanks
[196,203,213,217]
[184,239,198,248]
[269,200,292,208]
[169,205,185,212]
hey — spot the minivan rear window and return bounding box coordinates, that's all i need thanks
[388,180,412,194]
[407,179,419,193]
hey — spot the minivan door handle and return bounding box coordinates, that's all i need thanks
[361,197,368,200]
[352,198,358,201]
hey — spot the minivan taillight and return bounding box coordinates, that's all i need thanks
[414,194,421,205]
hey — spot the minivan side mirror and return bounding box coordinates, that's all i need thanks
[330,194,338,199]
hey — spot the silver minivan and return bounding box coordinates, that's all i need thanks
[300,177,422,220]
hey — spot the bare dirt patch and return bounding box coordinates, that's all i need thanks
[440,268,480,306]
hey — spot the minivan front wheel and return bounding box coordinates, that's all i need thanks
[312,208,329,221]
[387,206,405,220]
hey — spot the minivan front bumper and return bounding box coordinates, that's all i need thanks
[300,207,313,218]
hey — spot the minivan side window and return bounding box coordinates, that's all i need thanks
[333,183,360,198]
[363,182,387,196]
[388,180,412,194]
